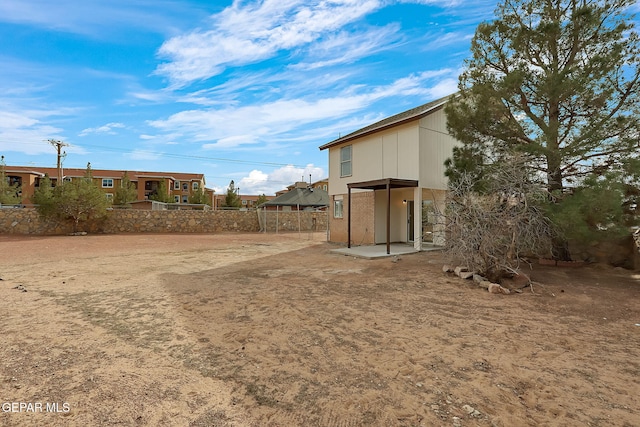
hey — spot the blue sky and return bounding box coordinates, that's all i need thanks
[0,0,499,195]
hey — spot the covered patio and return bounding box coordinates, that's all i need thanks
[346,178,421,255]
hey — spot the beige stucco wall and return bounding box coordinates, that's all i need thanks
[327,121,421,196]
[418,107,458,189]
[326,107,457,197]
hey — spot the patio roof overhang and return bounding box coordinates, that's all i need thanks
[347,178,419,254]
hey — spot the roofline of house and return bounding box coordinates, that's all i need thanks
[318,94,454,151]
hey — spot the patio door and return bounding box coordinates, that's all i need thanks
[407,200,415,242]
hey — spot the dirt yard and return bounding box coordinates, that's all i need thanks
[1,232,639,426]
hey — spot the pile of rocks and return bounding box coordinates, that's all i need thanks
[442,265,512,294]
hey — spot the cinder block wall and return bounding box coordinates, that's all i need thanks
[0,209,327,235]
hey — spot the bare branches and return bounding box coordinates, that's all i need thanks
[438,155,557,283]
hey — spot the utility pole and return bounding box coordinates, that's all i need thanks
[47,139,68,185]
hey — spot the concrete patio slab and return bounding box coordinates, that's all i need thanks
[330,243,442,259]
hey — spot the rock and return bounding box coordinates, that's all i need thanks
[458,271,474,280]
[454,266,469,276]
[443,264,453,273]
[473,274,487,284]
[453,416,462,427]
[488,283,510,294]
[478,280,492,289]
[488,283,501,294]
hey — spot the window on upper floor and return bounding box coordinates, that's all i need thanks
[340,145,352,177]
[182,182,188,191]
[174,181,180,190]
[192,182,199,190]
[102,178,114,188]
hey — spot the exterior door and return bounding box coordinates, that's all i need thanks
[407,200,415,242]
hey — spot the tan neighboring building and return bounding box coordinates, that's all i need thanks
[319,95,458,253]
[212,194,275,210]
[4,166,214,206]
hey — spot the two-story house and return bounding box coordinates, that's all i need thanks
[319,95,457,254]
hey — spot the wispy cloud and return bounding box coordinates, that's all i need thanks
[79,122,125,137]
[155,0,385,86]
[0,0,205,38]
[146,70,456,150]
[0,108,68,155]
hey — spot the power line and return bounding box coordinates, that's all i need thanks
[18,141,312,169]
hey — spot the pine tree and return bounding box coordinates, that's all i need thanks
[113,172,137,206]
[445,0,640,257]
[222,180,241,208]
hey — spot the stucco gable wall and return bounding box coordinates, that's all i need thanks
[418,107,459,190]
[327,121,420,196]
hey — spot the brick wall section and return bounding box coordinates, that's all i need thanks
[0,209,327,235]
[329,192,375,245]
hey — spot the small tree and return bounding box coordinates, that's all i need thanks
[188,186,210,205]
[113,172,137,206]
[0,156,21,205]
[32,174,56,217]
[255,194,268,207]
[34,163,109,233]
[222,180,241,208]
[149,180,173,203]
[440,154,557,283]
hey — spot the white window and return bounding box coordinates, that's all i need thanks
[105,193,113,200]
[182,195,188,203]
[174,195,180,203]
[182,182,188,191]
[102,179,114,188]
[323,184,327,191]
[334,200,343,218]
[242,199,247,205]
[174,181,180,190]
[340,145,352,177]
[192,182,199,190]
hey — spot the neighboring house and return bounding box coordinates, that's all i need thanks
[275,178,328,196]
[259,182,329,211]
[318,95,458,253]
[4,166,214,206]
[212,194,275,210]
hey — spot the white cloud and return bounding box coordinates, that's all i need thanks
[0,109,66,155]
[292,24,402,70]
[237,164,326,195]
[79,122,125,137]
[128,149,161,161]
[155,0,384,86]
[148,69,458,148]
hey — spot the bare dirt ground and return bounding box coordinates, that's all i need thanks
[1,232,639,427]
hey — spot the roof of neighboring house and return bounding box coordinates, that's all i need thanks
[318,94,454,150]
[260,187,329,207]
[5,166,205,183]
